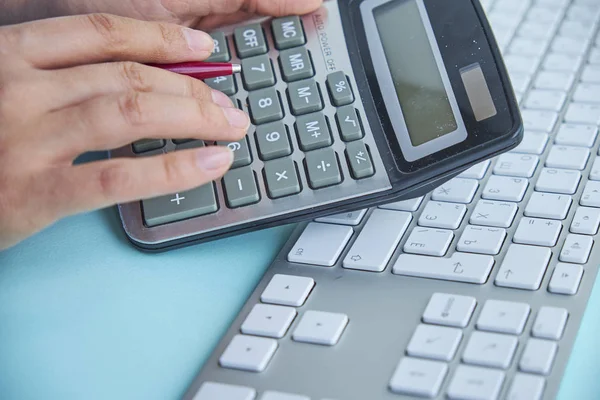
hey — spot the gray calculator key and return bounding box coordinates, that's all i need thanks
[272,16,305,50]
[346,141,375,179]
[288,79,323,115]
[218,136,252,168]
[248,88,284,125]
[206,32,230,62]
[204,75,237,96]
[234,24,267,59]
[305,148,342,189]
[295,112,332,151]
[223,167,260,208]
[279,48,314,82]
[132,139,165,153]
[241,54,275,90]
[327,71,355,106]
[336,106,364,141]
[142,184,218,227]
[256,121,292,160]
[175,140,204,150]
[264,158,301,198]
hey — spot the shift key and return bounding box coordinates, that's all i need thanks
[343,209,412,272]
[142,184,218,227]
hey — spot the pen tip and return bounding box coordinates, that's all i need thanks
[232,64,242,74]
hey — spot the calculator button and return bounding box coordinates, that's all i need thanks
[264,158,301,198]
[219,334,277,372]
[173,139,202,147]
[260,274,314,306]
[240,303,296,339]
[295,112,332,151]
[279,48,314,82]
[248,88,284,125]
[447,365,504,400]
[345,141,374,179]
[195,382,255,400]
[389,357,448,398]
[142,185,218,227]
[218,136,252,169]
[223,167,260,208]
[288,79,323,115]
[205,32,230,62]
[292,310,348,346]
[234,23,267,58]
[241,54,275,90]
[204,75,237,96]
[271,16,305,50]
[326,71,354,106]
[305,148,342,189]
[255,121,292,161]
[336,106,364,141]
[132,139,165,153]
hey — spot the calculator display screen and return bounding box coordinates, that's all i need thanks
[373,0,457,146]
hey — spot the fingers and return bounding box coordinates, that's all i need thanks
[44,146,234,218]
[164,0,323,20]
[44,91,248,159]
[1,14,214,69]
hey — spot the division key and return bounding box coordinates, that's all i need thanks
[142,184,218,227]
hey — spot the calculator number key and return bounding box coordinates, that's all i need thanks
[241,54,275,91]
[346,141,374,179]
[223,167,260,208]
[327,71,354,107]
[288,79,323,115]
[272,16,306,50]
[256,121,292,161]
[264,158,301,199]
[217,136,252,169]
[204,75,237,96]
[132,139,165,154]
[305,148,342,189]
[234,24,267,58]
[206,32,230,62]
[248,88,284,125]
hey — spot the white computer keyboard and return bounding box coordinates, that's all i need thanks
[184,0,600,399]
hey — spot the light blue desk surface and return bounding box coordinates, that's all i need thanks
[1,156,600,399]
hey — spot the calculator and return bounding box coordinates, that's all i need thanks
[110,0,523,252]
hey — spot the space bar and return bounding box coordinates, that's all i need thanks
[392,253,495,284]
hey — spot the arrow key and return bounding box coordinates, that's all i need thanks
[495,244,551,290]
[241,304,297,338]
[345,141,374,179]
[260,274,315,307]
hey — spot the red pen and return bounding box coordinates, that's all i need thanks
[147,62,242,80]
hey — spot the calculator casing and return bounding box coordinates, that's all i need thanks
[112,0,523,252]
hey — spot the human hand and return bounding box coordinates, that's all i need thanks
[0,14,251,251]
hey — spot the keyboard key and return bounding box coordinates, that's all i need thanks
[582,65,600,83]
[493,153,539,177]
[343,209,412,272]
[295,112,332,151]
[513,218,562,246]
[241,304,296,338]
[422,293,477,328]
[418,202,467,229]
[565,102,600,125]
[248,88,284,125]
[326,71,354,106]
[525,192,571,220]
[241,54,275,90]
[336,106,364,141]
[271,16,305,50]
[519,339,557,375]
[560,19,597,38]
[255,121,292,161]
[288,79,323,115]
[288,222,353,266]
[482,176,528,202]
[535,168,581,194]
[457,225,506,255]
[219,334,277,372]
[205,32,230,62]
[524,89,567,111]
[142,185,217,227]
[403,228,454,256]
[315,209,367,226]
[590,48,600,64]
[292,310,348,345]
[462,331,518,369]
[505,54,539,75]
[506,374,545,400]
[279,48,314,82]
[555,123,598,147]
[389,357,448,398]
[560,234,593,263]
[573,83,600,103]
[543,52,582,72]
[261,274,314,307]
[218,136,252,169]
[205,75,237,95]
[532,306,568,340]
[513,131,549,154]
[581,180,600,207]
[447,365,504,400]
[549,263,584,295]
[261,392,309,400]
[393,253,494,284]
[305,148,342,189]
[551,36,588,55]
[223,167,259,208]
[234,24,267,58]
[346,141,375,179]
[534,71,575,91]
[264,158,301,198]
[476,300,530,335]
[458,160,491,179]
[406,324,462,362]
[571,206,600,234]
[590,158,600,180]
[495,244,551,290]
[546,145,590,170]
[522,109,558,132]
[132,139,165,153]
[509,37,547,57]
[379,197,424,212]
[195,382,255,400]
[470,200,518,228]
[431,178,479,203]
[510,73,531,93]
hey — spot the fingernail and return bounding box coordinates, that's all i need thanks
[196,146,233,170]
[223,107,250,129]
[211,89,234,108]
[183,28,214,54]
